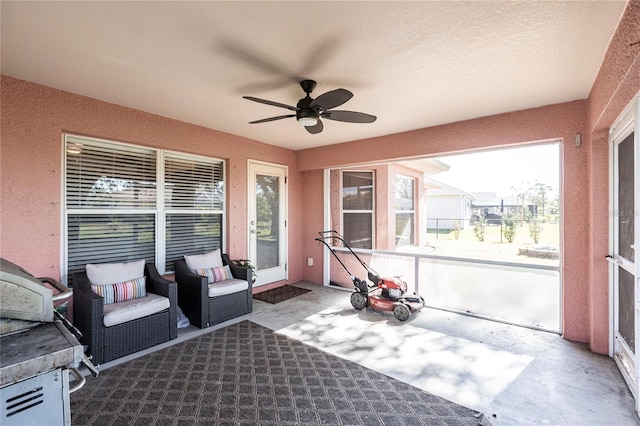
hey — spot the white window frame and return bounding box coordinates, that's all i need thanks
[340,170,375,249]
[61,134,225,283]
[395,173,416,247]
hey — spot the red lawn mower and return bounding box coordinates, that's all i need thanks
[316,231,425,321]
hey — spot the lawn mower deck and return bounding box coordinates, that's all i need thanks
[350,277,425,321]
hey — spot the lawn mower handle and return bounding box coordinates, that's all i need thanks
[315,230,380,284]
[315,235,355,278]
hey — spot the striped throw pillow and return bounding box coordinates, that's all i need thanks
[196,265,233,284]
[91,276,147,305]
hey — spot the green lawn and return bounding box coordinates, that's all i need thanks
[426,222,560,265]
[428,222,559,246]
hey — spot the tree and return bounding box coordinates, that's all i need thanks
[528,180,552,216]
[511,182,529,225]
[452,218,461,240]
[502,214,516,243]
[256,175,279,238]
[473,218,487,242]
[529,220,542,244]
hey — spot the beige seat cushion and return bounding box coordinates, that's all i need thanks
[102,293,170,327]
[208,279,248,298]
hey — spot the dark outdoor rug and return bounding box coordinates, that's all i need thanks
[71,321,491,426]
[253,285,312,304]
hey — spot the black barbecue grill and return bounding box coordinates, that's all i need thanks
[0,258,97,426]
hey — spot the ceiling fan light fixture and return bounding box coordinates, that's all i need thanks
[297,116,318,126]
[296,108,318,126]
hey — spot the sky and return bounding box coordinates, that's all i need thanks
[431,143,560,197]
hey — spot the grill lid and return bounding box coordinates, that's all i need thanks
[0,258,53,323]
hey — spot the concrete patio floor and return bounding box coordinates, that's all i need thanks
[249,282,638,426]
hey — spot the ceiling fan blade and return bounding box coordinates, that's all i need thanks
[300,36,341,77]
[321,110,377,123]
[220,40,299,82]
[243,96,297,112]
[310,89,353,110]
[249,114,296,124]
[305,119,324,134]
[234,79,291,95]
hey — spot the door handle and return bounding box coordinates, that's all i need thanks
[606,255,623,266]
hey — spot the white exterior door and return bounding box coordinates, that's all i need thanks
[248,160,288,287]
[610,93,640,414]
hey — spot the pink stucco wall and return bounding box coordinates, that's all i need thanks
[300,170,325,286]
[0,75,303,287]
[585,0,640,354]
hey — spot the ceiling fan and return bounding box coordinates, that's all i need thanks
[243,80,376,134]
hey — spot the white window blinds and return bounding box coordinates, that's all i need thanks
[164,153,224,271]
[66,137,157,209]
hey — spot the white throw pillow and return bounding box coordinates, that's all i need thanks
[86,259,146,286]
[184,249,223,272]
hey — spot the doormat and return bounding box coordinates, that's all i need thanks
[253,285,312,304]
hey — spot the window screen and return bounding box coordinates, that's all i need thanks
[342,171,374,249]
[395,175,415,247]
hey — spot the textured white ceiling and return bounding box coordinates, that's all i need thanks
[0,1,627,150]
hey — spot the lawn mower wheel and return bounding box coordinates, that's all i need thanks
[393,303,411,321]
[350,292,367,310]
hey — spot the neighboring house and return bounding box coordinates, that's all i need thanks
[425,179,474,231]
[426,184,540,230]
[470,193,537,223]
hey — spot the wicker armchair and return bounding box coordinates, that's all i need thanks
[72,263,177,365]
[175,253,252,329]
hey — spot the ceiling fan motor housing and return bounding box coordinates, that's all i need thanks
[296,95,319,124]
[297,108,318,120]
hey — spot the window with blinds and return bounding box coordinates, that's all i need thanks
[164,153,224,272]
[63,135,224,284]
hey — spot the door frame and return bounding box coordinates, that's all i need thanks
[247,159,288,287]
[609,93,640,408]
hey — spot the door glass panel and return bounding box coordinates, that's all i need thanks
[619,132,635,262]
[256,174,279,269]
[619,267,636,353]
